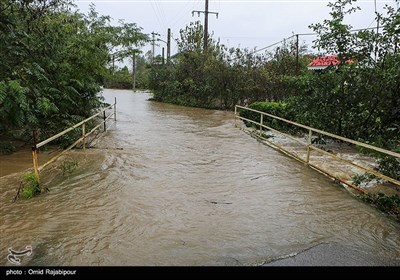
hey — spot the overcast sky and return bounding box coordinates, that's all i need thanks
[73,0,397,56]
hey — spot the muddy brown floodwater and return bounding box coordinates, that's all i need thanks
[1,89,400,266]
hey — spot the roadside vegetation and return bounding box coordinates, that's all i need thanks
[0,0,147,153]
[149,0,399,153]
[1,0,147,199]
[360,193,400,222]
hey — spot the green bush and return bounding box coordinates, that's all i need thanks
[60,160,79,176]
[378,156,400,181]
[361,192,400,222]
[0,1,147,146]
[239,102,295,133]
[104,66,134,89]
[0,142,16,155]
[20,172,41,199]
[352,173,376,186]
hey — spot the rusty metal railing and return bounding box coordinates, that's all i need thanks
[235,105,400,193]
[32,98,117,181]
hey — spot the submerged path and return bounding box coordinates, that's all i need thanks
[1,89,399,266]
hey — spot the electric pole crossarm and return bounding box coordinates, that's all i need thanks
[192,10,219,18]
[191,0,219,52]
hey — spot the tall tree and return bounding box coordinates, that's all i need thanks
[0,0,147,146]
[292,0,400,146]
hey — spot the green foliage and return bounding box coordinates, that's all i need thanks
[352,173,376,186]
[0,80,32,130]
[0,142,17,155]
[0,0,147,146]
[104,66,132,89]
[288,0,400,147]
[239,102,294,132]
[60,159,79,176]
[378,156,400,181]
[149,0,398,156]
[55,118,100,148]
[311,135,326,145]
[150,21,310,109]
[361,192,400,222]
[20,172,40,199]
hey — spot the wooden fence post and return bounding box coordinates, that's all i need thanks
[32,130,40,182]
[259,114,263,136]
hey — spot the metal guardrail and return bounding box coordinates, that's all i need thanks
[235,105,400,192]
[32,99,117,181]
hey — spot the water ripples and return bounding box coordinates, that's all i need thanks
[1,89,400,265]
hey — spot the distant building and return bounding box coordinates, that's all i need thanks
[307,55,354,71]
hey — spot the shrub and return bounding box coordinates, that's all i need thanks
[60,160,79,176]
[239,102,295,133]
[0,142,17,155]
[361,192,400,222]
[377,156,400,181]
[20,172,41,199]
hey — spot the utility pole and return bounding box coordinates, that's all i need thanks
[151,32,160,64]
[167,28,171,64]
[295,34,299,75]
[204,0,209,51]
[157,29,170,65]
[192,0,218,52]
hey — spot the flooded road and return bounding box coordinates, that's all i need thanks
[1,89,400,266]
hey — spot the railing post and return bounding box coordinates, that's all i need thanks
[82,123,86,151]
[32,130,40,182]
[234,106,237,127]
[103,110,106,132]
[32,146,39,182]
[259,114,263,137]
[114,97,117,121]
[306,129,312,163]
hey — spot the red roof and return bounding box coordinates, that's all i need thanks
[308,55,353,70]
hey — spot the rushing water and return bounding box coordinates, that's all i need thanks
[1,89,399,266]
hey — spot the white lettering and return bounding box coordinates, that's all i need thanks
[45,269,77,276]
[28,269,43,275]
[6,269,22,276]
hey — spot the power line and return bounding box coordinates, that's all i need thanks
[168,1,193,28]
[242,25,388,58]
[295,26,381,37]
[219,36,287,40]
[149,1,164,32]
[154,0,168,28]
[250,36,295,55]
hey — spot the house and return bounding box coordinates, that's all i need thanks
[307,55,354,71]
